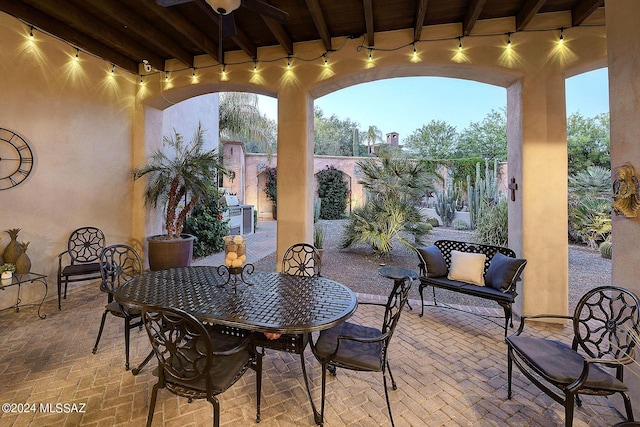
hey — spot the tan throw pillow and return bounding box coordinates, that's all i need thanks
[447,250,487,286]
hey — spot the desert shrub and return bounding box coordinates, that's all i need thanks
[568,166,611,246]
[452,218,469,230]
[263,166,277,205]
[473,198,508,246]
[599,240,612,259]
[317,165,349,219]
[569,196,611,249]
[341,197,432,256]
[425,216,440,227]
[341,153,436,256]
[185,197,229,257]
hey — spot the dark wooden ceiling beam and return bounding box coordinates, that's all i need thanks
[462,0,488,36]
[140,0,221,64]
[363,0,374,47]
[516,0,546,31]
[81,0,194,68]
[414,0,428,41]
[22,0,166,71]
[0,0,139,73]
[262,16,293,55]
[194,0,258,60]
[304,0,332,51]
[572,0,604,26]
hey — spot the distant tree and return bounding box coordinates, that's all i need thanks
[363,125,383,155]
[567,112,610,176]
[219,92,276,153]
[457,109,507,160]
[403,120,458,159]
[314,107,360,156]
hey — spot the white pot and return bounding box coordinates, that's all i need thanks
[1,271,12,280]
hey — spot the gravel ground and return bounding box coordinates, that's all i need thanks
[252,219,611,313]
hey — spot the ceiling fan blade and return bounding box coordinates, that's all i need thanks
[242,0,289,23]
[156,0,195,6]
[222,13,237,38]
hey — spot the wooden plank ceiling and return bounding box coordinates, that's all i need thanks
[0,0,604,74]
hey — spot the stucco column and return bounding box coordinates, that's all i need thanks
[607,0,640,412]
[507,69,568,318]
[275,87,314,269]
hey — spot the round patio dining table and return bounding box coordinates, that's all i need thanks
[115,265,358,425]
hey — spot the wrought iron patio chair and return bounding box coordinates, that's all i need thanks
[506,285,640,427]
[281,243,321,277]
[57,226,105,310]
[92,244,143,370]
[310,274,413,427]
[141,305,262,427]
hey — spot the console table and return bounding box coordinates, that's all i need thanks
[0,272,48,319]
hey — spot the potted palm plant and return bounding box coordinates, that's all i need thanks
[133,123,228,270]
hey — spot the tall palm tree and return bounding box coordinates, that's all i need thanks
[219,92,276,153]
[363,125,383,155]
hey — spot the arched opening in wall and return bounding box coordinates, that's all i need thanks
[564,67,612,312]
[314,167,353,219]
[313,75,508,235]
[257,166,277,221]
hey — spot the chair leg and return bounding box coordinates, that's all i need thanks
[564,392,575,427]
[386,360,397,390]
[132,351,154,376]
[621,391,635,422]
[208,397,221,427]
[92,310,109,354]
[419,284,425,317]
[507,349,513,399]
[146,382,161,427]
[57,276,63,310]
[382,371,395,427]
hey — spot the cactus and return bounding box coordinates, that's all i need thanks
[435,185,459,227]
[599,240,612,259]
[467,160,500,230]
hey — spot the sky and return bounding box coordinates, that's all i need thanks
[257,67,609,141]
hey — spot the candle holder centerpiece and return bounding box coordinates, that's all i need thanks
[217,235,254,289]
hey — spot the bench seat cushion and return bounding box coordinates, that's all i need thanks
[506,336,627,391]
[421,276,515,303]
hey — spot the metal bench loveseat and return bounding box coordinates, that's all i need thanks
[416,239,527,336]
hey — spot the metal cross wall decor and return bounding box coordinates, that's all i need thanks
[508,177,518,201]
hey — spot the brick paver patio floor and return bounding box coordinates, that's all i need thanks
[0,281,629,426]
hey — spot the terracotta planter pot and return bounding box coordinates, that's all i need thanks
[147,234,195,271]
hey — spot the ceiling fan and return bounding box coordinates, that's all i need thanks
[156,0,289,38]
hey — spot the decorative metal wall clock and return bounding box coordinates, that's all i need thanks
[0,128,33,190]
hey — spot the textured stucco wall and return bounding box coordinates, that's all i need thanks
[606,0,640,412]
[0,15,136,306]
[0,15,221,305]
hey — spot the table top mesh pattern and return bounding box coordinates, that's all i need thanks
[116,267,357,334]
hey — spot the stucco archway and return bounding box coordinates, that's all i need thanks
[133,17,609,320]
